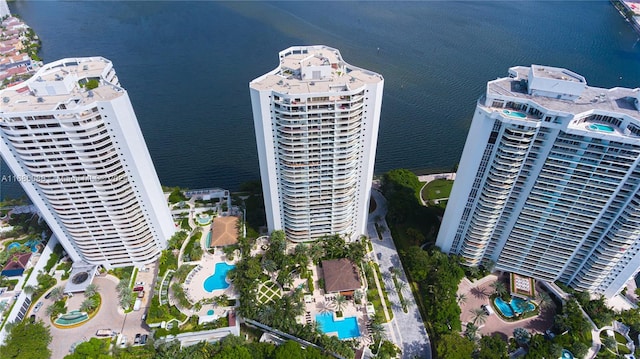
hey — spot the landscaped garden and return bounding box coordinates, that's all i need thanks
[257,281,281,304]
[420,178,453,204]
[231,230,368,358]
[47,284,101,329]
[599,330,632,357]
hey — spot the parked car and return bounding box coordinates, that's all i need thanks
[44,291,52,300]
[135,281,145,286]
[134,333,141,344]
[33,302,43,313]
[119,335,127,347]
[137,291,145,299]
[29,314,35,323]
[133,286,144,292]
[96,329,114,337]
[139,334,148,345]
[481,304,494,316]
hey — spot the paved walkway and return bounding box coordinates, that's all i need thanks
[417,172,456,183]
[368,189,431,359]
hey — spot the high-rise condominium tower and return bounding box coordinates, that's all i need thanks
[437,65,640,298]
[250,46,383,242]
[0,57,174,269]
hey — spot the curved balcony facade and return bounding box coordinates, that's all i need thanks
[251,46,384,242]
[0,57,175,268]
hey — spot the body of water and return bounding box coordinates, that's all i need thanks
[4,1,640,196]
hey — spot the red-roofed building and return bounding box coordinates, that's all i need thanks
[1,252,32,277]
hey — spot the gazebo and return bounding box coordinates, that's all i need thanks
[321,258,362,296]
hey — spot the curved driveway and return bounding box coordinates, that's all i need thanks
[368,188,431,359]
[32,275,149,359]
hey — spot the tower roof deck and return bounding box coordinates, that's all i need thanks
[487,66,640,120]
[0,57,123,114]
[250,45,382,95]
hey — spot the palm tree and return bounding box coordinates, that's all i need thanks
[536,291,552,309]
[490,280,507,298]
[465,322,478,341]
[22,285,36,296]
[119,290,133,309]
[214,294,229,307]
[470,307,488,326]
[369,321,386,341]
[84,284,99,298]
[116,279,128,293]
[396,280,408,294]
[309,243,324,264]
[456,293,467,306]
[318,301,334,314]
[79,298,97,312]
[262,259,277,277]
[335,294,347,313]
[49,286,64,301]
[257,305,275,324]
[466,265,480,278]
[354,290,364,304]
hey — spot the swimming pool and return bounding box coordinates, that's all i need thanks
[502,110,527,119]
[203,262,235,292]
[588,123,614,133]
[206,232,212,248]
[315,313,360,339]
[207,309,214,316]
[7,241,40,253]
[197,214,211,225]
[494,297,534,318]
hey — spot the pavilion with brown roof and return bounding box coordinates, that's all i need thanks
[209,216,239,247]
[321,258,362,295]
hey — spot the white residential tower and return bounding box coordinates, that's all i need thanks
[437,65,640,298]
[0,57,174,269]
[250,46,383,242]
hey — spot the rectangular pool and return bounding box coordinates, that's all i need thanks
[315,313,360,339]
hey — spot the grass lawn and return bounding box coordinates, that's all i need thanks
[364,262,393,322]
[420,179,453,204]
[258,281,281,304]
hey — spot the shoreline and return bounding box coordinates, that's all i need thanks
[611,0,640,35]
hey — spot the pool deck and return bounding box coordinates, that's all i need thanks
[183,251,238,305]
[458,274,556,339]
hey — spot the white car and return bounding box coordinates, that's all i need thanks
[135,281,145,286]
[33,302,43,313]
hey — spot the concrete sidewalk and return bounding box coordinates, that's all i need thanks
[368,189,431,359]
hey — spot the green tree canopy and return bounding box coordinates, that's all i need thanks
[436,333,474,359]
[64,337,110,359]
[477,334,508,359]
[0,320,52,359]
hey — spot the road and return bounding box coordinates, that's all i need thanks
[368,188,431,359]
